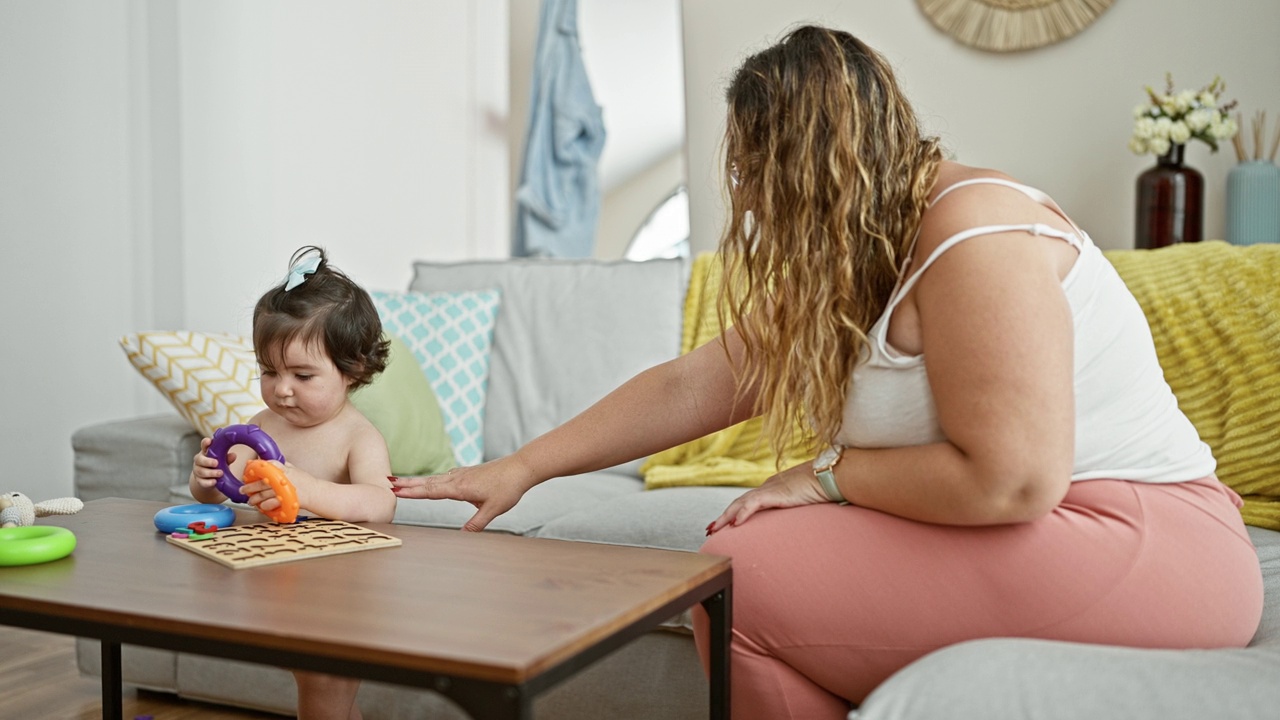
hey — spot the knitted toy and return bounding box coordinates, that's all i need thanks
[0,492,84,528]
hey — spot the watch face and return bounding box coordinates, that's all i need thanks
[815,445,841,470]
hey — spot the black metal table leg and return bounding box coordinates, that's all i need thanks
[102,640,123,720]
[443,680,534,720]
[703,583,732,720]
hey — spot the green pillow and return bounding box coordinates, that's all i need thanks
[351,333,457,476]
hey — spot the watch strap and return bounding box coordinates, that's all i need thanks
[816,467,847,504]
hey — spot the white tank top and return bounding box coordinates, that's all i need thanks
[835,178,1215,483]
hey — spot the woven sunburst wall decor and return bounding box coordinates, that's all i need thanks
[916,0,1115,52]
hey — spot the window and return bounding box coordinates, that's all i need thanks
[625,186,689,261]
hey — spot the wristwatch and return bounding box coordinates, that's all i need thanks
[813,444,848,504]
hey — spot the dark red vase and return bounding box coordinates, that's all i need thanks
[1135,144,1203,249]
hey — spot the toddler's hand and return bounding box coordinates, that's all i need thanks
[240,460,294,514]
[190,437,237,492]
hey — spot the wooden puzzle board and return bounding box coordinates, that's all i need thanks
[166,518,401,569]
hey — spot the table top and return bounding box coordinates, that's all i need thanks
[0,498,730,685]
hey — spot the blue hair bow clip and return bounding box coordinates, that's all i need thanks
[284,255,321,291]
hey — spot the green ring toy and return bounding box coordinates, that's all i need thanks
[0,526,77,566]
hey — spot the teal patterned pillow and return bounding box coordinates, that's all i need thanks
[371,289,501,467]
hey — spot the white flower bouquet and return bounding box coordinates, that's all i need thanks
[1130,74,1238,157]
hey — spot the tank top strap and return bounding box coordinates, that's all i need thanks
[876,178,1088,347]
[881,223,1050,322]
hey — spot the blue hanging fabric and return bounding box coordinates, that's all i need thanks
[513,0,606,258]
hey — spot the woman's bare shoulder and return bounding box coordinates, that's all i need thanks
[926,161,1021,207]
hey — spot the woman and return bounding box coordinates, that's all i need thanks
[392,25,1262,718]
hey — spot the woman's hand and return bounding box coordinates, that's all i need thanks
[707,462,831,535]
[390,455,539,532]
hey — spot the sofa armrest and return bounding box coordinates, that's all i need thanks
[853,637,1280,720]
[73,414,201,501]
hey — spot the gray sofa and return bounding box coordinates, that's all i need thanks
[73,256,1280,719]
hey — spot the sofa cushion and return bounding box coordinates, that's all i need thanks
[532,485,747,553]
[350,334,456,476]
[73,414,202,502]
[408,258,686,474]
[853,637,1280,720]
[372,289,501,467]
[393,470,644,536]
[1247,525,1280,647]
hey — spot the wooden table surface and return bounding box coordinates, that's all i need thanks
[0,498,730,688]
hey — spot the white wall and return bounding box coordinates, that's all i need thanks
[682,0,1280,253]
[578,0,684,195]
[1,0,507,501]
[178,0,508,337]
[1,0,144,503]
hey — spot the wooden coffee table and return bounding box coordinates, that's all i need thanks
[0,498,731,719]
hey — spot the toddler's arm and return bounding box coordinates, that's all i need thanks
[243,426,395,523]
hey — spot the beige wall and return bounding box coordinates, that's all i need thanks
[681,1,1280,253]
[597,150,685,259]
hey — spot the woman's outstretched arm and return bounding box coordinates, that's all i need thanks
[392,327,759,531]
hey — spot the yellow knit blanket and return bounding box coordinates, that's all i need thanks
[1105,241,1280,530]
[640,254,811,489]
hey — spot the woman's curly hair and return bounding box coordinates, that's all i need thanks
[718,25,943,458]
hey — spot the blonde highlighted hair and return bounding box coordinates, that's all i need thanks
[718,25,943,458]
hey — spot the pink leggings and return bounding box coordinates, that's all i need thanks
[692,477,1263,719]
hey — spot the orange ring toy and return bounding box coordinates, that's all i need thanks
[243,459,300,524]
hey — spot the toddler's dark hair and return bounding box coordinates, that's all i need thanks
[253,246,389,390]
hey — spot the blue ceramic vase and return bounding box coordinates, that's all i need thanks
[1226,160,1280,245]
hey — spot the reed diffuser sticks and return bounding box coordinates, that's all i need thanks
[1255,112,1265,161]
[1235,111,1280,164]
[1234,113,1248,162]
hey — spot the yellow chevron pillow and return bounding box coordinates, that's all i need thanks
[120,331,457,476]
[1104,241,1280,530]
[120,331,266,438]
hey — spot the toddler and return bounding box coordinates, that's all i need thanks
[190,245,395,720]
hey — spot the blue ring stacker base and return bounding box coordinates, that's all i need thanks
[153,504,236,534]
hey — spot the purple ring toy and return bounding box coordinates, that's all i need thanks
[206,424,285,503]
